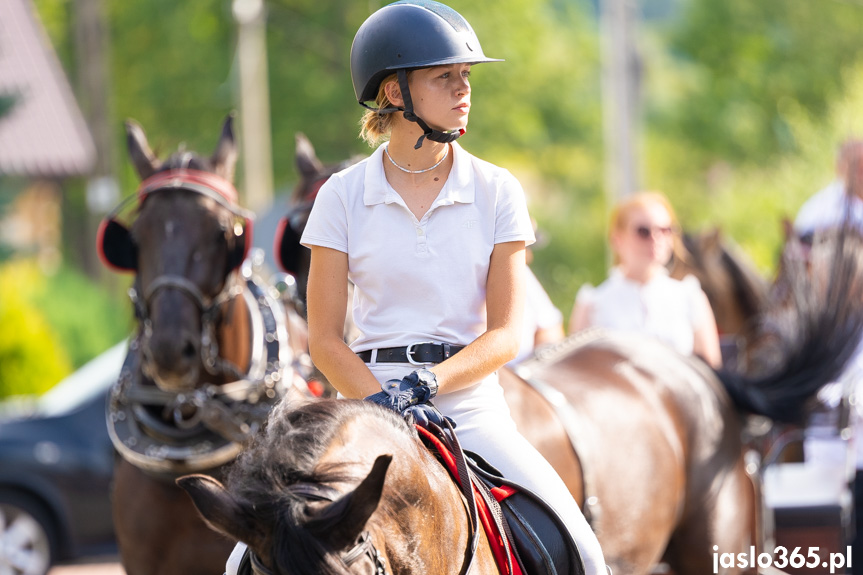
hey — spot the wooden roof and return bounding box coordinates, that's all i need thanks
[0,0,96,177]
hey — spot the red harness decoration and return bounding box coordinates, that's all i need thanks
[415,425,523,575]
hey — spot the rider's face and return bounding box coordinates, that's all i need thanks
[407,64,472,133]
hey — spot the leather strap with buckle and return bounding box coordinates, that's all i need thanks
[357,343,465,365]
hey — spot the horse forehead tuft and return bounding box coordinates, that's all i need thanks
[318,410,408,465]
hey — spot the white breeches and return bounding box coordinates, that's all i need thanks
[368,364,608,575]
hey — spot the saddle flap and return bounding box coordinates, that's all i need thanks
[467,451,587,575]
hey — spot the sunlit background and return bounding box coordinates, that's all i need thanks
[2,0,863,395]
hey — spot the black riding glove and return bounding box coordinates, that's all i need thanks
[403,403,456,430]
[364,369,438,414]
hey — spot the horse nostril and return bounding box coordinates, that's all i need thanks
[182,341,197,360]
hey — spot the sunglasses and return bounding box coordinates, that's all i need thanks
[633,225,674,240]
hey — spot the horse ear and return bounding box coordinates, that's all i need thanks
[177,474,268,550]
[781,217,794,240]
[703,227,723,254]
[306,454,392,548]
[212,113,238,184]
[125,119,161,181]
[295,133,324,184]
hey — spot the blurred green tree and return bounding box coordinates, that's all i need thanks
[662,0,863,163]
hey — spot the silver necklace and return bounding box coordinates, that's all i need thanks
[384,144,449,174]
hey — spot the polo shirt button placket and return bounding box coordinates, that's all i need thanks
[416,225,428,255]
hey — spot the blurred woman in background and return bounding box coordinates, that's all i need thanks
[569,191,722,368]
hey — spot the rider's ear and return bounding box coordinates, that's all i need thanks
[384,79,403,108]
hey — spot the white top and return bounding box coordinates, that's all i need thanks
[510,267,563,365]
[301,141,535,353]
[575,268,707,356]
[794,180,863,236]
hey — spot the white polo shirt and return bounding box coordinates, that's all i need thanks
[301,141,535,354]
[575,267,707,356]
[794,180,863,236]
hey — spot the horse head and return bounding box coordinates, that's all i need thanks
[98,115,251,392]
[670,227,768,337]
[179,399,481,575]
[275,134,362,305]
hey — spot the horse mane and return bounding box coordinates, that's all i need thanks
[159,149,212,172]
[717,242,768,320]
[679,231,767,322]
[225,399,412,574]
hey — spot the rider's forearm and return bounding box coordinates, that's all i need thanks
[429,325,520,394]
[309,332,382,399]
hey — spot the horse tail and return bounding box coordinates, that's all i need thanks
[718,223,863,424]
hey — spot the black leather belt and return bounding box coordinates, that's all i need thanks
[356,342,465,364]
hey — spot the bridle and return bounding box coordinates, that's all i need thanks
[126,170,255,384]
[132,273,247,382]
[107,260,306,475]
[245,483,387,575]
[248,533,386,575]
[106,171,310,475]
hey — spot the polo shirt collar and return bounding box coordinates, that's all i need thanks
[363,141,475,207]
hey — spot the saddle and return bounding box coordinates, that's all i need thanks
[416,421,586,575]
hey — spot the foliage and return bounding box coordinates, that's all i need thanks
[671,61,863,273]
[661,0,863,163]
[30,264,133,368]
[28,0,863,329]
[0,258,130,399]
[105,0,237,195]
[0,95,16,119]
[0,261,71,398]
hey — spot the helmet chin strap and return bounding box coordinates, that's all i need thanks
[397,69,465,149]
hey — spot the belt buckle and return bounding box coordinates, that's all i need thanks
[406,341,435,366]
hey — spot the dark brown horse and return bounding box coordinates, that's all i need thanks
[669,228,769,364]
[97,115,312,575]
[272,140,863,575]
[276,134,363,309]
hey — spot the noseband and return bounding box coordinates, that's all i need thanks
[130,271,246,381]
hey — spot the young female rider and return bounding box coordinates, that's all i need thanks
[301,1,607,573]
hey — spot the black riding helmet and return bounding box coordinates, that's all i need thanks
[350,0,502,149]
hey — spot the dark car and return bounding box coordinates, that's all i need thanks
[0,342,126,575]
